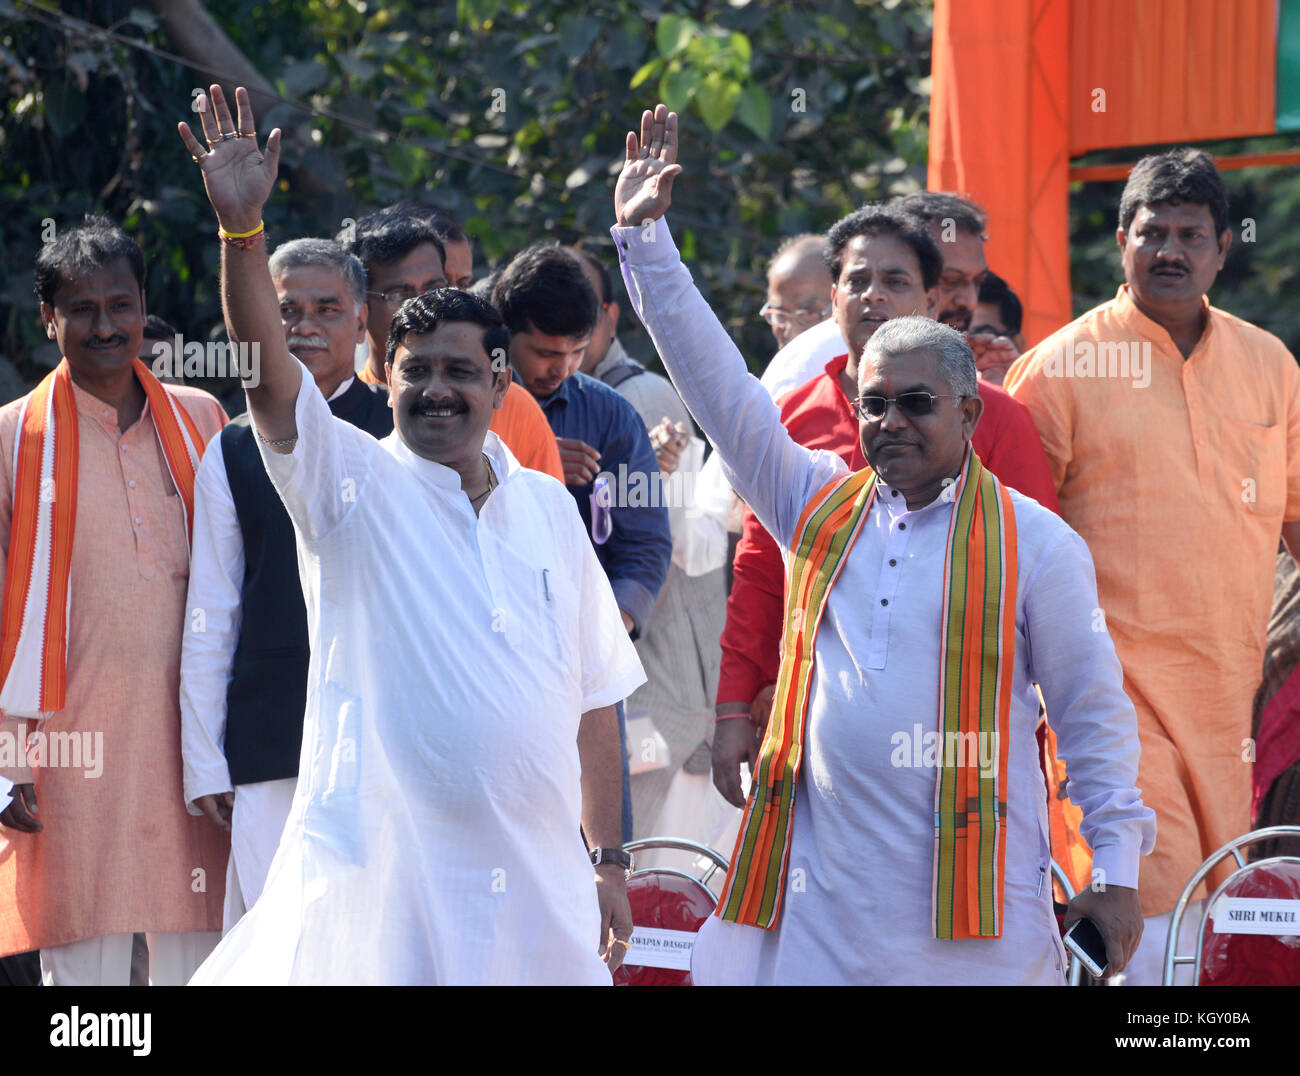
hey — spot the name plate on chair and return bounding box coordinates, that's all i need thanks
[1210,897,1300,935]
[623,927,697,970]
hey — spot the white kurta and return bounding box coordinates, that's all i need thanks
[759,317,844,400]
[615,218,1156,985]
[190,360,645,985]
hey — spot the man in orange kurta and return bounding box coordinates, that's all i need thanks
[1006,149,1300,983]
[0,218,229,984]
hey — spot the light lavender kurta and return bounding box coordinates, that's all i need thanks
[615,218,1156,985]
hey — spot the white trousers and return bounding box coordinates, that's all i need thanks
[40,931,220,986]
[223,777,296,932]
[1111,899,1205,986]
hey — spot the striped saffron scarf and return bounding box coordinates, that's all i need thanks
[0,359,205,718]
[717,449,1018,939]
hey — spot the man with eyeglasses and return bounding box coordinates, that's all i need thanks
[712,207,1060,815]
[337,206,563,482]
[613,104,1155,985]
[760,235,833,352]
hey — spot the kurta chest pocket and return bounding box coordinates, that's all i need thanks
[533,565,575,672]
[1221,416,1285,518]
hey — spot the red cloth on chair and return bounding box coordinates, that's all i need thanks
[1199,860,1300,986]
[613,871,716,987]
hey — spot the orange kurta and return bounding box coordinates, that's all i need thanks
[0,377,230,955]
[1006,285,1300,915]
[358,366,564,482]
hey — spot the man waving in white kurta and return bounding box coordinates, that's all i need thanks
[612,105,1157,985]
[176,85,644,985]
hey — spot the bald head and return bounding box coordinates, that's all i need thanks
[764,234,833,349]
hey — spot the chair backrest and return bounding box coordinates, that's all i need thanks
[1197,857,1300,985]
[1050,858,1087,986]
[1164,826,1300,985]
[613,837,729,987]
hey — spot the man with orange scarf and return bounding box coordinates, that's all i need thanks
[614,105,1156,984]
[0,216,229,984]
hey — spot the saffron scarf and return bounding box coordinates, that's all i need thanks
[717,450,1018,939]
[0,359,205,718]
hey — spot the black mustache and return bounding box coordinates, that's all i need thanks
[1150,262,1189,274]
[82,335,128,348]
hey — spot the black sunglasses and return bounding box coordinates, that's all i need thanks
[853,392,966,419]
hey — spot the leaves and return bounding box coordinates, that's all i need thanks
[0,0,944,380]
[695,71,740,132]
[736,83,771,140]
[658,65,697,115]
[655,14,693,58]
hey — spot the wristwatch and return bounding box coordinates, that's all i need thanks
[590,846,633,873]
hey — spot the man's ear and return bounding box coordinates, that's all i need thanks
[40,301,56,340]
[961,392,984,439]
[1216,228,1232,269]
[356,302,369,345]
[1115,226,1127,254]
[139,288,147,320]
[607,300,621,334]
[924,285,940,318]
[493,366,510,411]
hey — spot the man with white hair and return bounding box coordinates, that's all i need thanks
[612,104,1156,985]
[180,237,393,930]
[760,235,833,352]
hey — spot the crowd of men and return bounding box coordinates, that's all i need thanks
[0,85,1296,987]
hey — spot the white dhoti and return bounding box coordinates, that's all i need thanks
[41,931,220,986]
[223,777,297,932]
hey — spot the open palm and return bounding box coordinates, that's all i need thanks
[614,104,683,228]
[177,85,281,234]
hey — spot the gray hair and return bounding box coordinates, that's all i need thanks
[862,316,977,397]
[268,238,367,308]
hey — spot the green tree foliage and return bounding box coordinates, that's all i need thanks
[5,0,1290,393]
[0,0,934,382]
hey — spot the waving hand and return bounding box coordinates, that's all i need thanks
[614,104,683,228]
[177,85,281,235]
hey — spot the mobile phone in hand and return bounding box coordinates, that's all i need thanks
[1063,917,1110,979]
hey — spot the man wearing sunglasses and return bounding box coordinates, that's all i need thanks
[614,104,1155,985]
[713,208,1060,813]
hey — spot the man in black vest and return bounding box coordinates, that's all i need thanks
[180,238,391,930]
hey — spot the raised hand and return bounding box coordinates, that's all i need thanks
[614,104,682,228]
[177,85,281,235]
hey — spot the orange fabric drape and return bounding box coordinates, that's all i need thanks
[928,0,1279,348]
[1068,0,1276,155]
[929,0,1071,347]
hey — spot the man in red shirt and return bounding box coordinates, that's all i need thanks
[713,205,1058,805]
